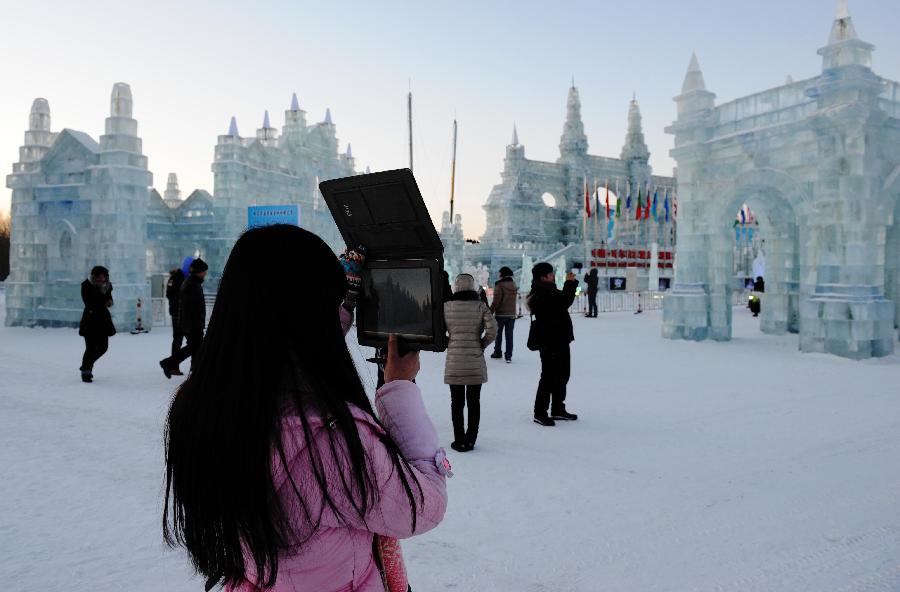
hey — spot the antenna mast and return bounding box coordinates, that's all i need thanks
[450,119,458,220]
[407,89,414,172]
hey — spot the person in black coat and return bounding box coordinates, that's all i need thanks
[583,268,600,317]
[527,262,579,426]
[165,267,186,375]
[79,265,116,383]
[160,258,208,378]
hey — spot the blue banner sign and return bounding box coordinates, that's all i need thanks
[248,204,300,229]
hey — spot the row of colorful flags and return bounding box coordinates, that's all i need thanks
[582,179,677,223]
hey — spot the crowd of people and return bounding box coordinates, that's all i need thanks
[76,225,591,591]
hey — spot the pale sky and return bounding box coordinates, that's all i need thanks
[1,0,897,237]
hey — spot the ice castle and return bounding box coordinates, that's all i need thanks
[5,88,354,330]
[662,2,900,359]
[457,85,677,285]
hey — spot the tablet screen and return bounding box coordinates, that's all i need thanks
[361,267,434,339]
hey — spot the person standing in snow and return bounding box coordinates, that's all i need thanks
[78,265,116,383]
[444,273,498,452]
[527,262,579,426]
[490,266,518,362]
[163,225,448,592]
[165,267,186,376]
[160,258,208,377]
[584,268,600,318]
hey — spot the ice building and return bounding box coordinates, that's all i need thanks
[6,87,355,330]
[464,84,677,290]
[663,2,900,359]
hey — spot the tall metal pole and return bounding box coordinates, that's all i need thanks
[407,91,414,172]
[449,119,457,220]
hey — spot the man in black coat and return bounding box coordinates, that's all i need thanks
[160,258,208,378]
[583,268,600,317]
[527,262,579,426]
[165,267,186,375]
[79,265,115,383]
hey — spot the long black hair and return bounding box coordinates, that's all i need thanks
[164,225,421,590]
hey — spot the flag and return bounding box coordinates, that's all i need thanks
[595,181,601,219]
[636,184,643,220]
[663,188,670,222]
[625,181,632,211]
[652,188,658,221]
[739,207,746,225]
[583,178,591,218]
[605,180,611,218]
[645,184,652,220]
[673,194,678,219]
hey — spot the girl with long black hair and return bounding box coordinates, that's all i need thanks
[163,225,449,591]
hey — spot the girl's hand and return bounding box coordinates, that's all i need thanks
[384,334,419,383]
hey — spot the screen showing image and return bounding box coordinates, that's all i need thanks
[362,267,434,339]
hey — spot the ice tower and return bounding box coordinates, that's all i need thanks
[662,3,900,359]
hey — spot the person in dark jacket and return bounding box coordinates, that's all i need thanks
[79,265,116,383]
[584,268,600,318]
[490,266,518,362]
[527,262,579,426]
[165,267,186,376]
[160,258,208,378]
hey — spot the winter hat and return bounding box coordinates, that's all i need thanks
[532,262,553,280]
[190,258,209,273]
[90,265,110,278]
[499,266,513,277]
[453,273,476,293]
[181,256,195,277]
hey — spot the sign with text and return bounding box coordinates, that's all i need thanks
[247,204,300,229]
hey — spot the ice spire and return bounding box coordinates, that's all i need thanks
[620,96,650,162]
[290,92,300,111]
[559,84,588,158]
[511,124,519,146]
[681,53,707,94]
[346,143,353,158]
[29,98,51,132]
[820,0,873,69]
[785,74,794,85]
[365,165,371,174]
[228,116,239,137]
[110,82,133,118]
[262,110,271,129]
[829,0,858,43]
[324,108,333,124]
[164,173,182,205]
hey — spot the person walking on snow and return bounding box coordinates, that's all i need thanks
[527,262,579,426]
[165,266,186,376]
[79,265,116,383]
[163,225,449,592]
[584,268,600,317]
[160,257,208,377]
[444,273,497,452]
[490,266,518,362]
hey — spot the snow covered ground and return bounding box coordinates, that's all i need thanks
[1,288,899,592]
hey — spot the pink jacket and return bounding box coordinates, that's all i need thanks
[228,308,448,592]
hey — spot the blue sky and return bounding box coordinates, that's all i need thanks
[1,0,897,236]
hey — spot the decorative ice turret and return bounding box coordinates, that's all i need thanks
[227,116,240,137]
[14,98,56,172]
[558,83,588,159]
[620,97,650,163]
[505,123,525,166]
[163,173,183,207]
[283,93,307,142]
[256,110,278,144]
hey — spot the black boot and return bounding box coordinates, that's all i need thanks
[490,352,502,359]
[81,370,93,383]
[533,414,556,427]
[550,407,578,421]
[159,360,173,379]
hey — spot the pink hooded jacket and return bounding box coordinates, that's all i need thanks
[227,308,449,592]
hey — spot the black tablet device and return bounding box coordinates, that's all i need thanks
[319,169,447,352]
